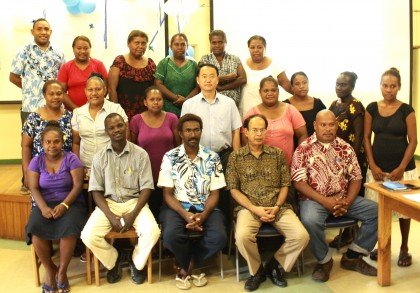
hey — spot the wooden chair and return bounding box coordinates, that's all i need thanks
[85,227,153,286]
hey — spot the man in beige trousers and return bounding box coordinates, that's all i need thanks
[226,114,309,292]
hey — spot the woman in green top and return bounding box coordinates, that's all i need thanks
[154,33,199,116]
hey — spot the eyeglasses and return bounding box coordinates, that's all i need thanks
[249,128,266,134]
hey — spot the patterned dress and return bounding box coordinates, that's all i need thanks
[110,55,156,120]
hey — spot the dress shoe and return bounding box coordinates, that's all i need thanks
[312,258,333,282]
[340,253,377,276]
[244,265,266,292]
[129,259,146,284]
[107,252,122,283]
[265,257,287,287]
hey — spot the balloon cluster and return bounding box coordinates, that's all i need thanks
[63,0,96,15]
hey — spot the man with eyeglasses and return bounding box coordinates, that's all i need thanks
[226,114,309,291]
[157,113,227,289]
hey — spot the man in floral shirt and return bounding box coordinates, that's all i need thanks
[291,110,377,282]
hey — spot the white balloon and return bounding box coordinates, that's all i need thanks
[163,0,199,16]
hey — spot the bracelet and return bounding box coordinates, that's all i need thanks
[60,202,69,210]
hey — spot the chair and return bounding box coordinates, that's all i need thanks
[325,215,358,250]
[158,230,224,281]
[85,227,153,286]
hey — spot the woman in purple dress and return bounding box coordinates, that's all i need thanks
[130,86,180,219]
[26,121,86,293]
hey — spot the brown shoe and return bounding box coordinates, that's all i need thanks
[340,253,377,276]
[312,258,333,282]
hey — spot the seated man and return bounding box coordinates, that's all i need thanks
[158,114,227,289]
[81,113,160,284]
[291,109,378,282]
[226,114,309,291]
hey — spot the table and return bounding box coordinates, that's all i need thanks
[365,180,420,286]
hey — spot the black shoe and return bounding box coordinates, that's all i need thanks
[265,257,287,287]
[129,260,146,285]
[107,253,122,283]
[244,265,266,292]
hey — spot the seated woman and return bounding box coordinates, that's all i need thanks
[22,80,73,206]
[26,121,86,293]
[130,86,180,219]
[284,71,326,138]
[364,67,417,266]
[243,76,307,166]
[72,74,128,175]
[108,30,156,121]
[239,35,292,117]
[58,36,108,110]
[154,33,199,117]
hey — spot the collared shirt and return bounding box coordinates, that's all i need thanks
[226,145,291,219]
[10,42,65,112]
[199,52,242,103]
[181,93,242,152]
[157,144,226,211]
[71,99,128,169]
[291,134,362,200]
[89,141,154,203]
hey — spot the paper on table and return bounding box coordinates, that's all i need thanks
[403,193,420,203]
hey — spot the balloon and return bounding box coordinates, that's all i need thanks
[63,0,80,6]
[67,4,81,15]
[168,48,174,57]
[79,0,96,14]
[186,45,195,58]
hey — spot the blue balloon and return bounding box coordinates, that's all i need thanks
[67,4,81,15]
[168,48,173,57]
[63,0,80,6]
[186,45,195,58]
[79,0,96,14]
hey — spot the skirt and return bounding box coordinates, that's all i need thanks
[365,168,418,219]
[26,201,87,245]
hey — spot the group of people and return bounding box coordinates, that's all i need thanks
[10,18,417,292]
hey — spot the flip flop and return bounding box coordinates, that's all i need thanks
[42,283,57,293]
[398,251,412,267]
[191,273,208,287]
[175,275,192,290]
[57,280,70,293]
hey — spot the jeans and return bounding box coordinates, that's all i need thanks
[300,196,378,263]
[159,206,227,270]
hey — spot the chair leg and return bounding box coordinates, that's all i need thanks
[86,247,92,285]
[158,238,162,281]
[337,228,344,251]
[147,252,153,284]
[93,255,100,286]
[31,245,41,287]
[228,224,233,260]
[220,251,224,279]
[235,246,240,282]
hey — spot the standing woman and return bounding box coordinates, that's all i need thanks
[58,36,108,110]
[108,30,156,121]
[239,35,292,117]
[328,71,367,248]
[130,86,180,219]
[26,121,86,293]
[154,33,199,117]
[22,80,73,203]
[284,71,326,137]
[364,67,417,267]
[72,75,128,174]
[243,76,307,166]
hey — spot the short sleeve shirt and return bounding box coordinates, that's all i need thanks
[11,42,65,112]
[157,145,226,211]
[291,134,362,200]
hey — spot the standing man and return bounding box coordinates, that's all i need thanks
[181,63,242,235]
[226,114,309,291]
[199,30,247,105]
[291,110,378,282]
[10,18,65,194]
[81,113,160,285]
[158,114,227,289]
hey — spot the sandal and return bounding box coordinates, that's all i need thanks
[191,273,208,287]
[398,251,412,267]
[41,283,57,293]
[370,249,378,261]
[57,280,70,293]
[175,275,192,290]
